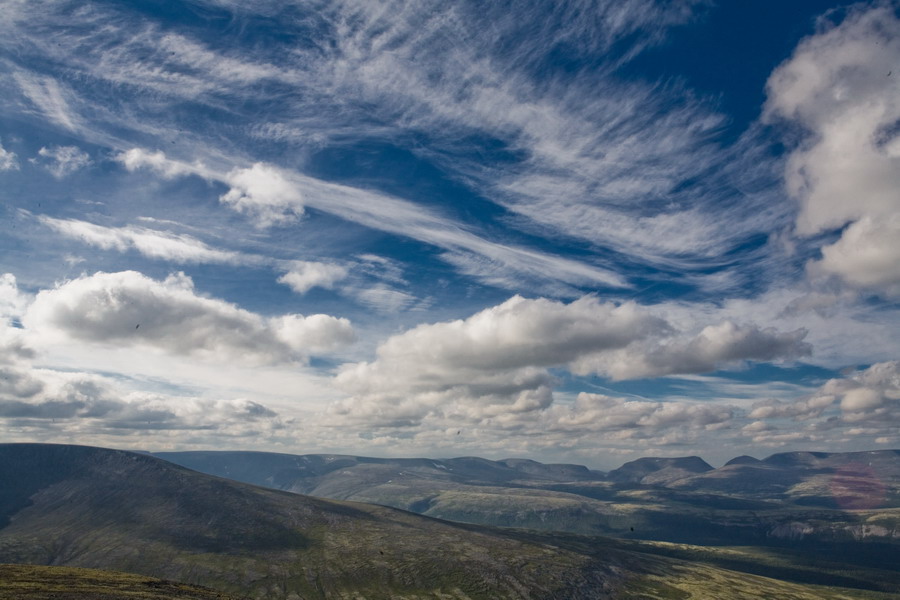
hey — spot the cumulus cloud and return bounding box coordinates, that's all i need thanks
[32,145,91,178]
[749,394,834,421]
[38,215,246,265]
[221,163,305,227]
[332,295,809,426]
[0,362,283,439]
[23,271,353,365]
[278,261,348,294]
[765,4,900,295]
[273,313,355,353]
[0,273,28,321]
[0,272,343,448]
[0,139,19,170]
[0,274,33,364]
[830,361,900,422]
[809,215,900,296]
[547,393,734,437]
[742,361,900,447]
[577,320,811,380]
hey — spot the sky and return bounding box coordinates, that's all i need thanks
[0,0,898,469]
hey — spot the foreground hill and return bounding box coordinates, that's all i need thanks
[155,449,900,547]
[0,444,622,599]
[0,564,241,600]
[2,444,894,599]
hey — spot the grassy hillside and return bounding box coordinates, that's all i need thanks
[0,444,621,599]
[2,444,896,599]
[0,564,243,600]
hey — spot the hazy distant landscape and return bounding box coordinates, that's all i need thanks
[155,448,900,547]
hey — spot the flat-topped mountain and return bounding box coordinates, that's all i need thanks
[671,449,900,508]
[605,456,713,485]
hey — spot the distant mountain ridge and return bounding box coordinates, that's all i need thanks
[152,451,604,491]
[154,448,900,500]
[154,448,900,546]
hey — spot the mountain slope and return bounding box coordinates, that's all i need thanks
[0,444,622,599]
[0,444,894,599]
[0,564,243,600]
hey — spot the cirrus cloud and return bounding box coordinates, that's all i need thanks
[37,215,246,265]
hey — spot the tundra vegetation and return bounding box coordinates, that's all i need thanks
[0,444,898,599]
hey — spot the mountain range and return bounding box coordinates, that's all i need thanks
[1,443,899,599]
[154,449,900,545]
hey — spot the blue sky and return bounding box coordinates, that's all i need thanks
[1,0,898,468]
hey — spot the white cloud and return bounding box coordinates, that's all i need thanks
[221,163,305,227]
[576,320,811,380]
[741,361,900,447]
[13,71,81,131]
[38,215,246,265]
[749,394,834,421]
[0,273,29,321]
[118,148,202,179]
[332,295,809,426]
[23,271,354,365]
[353,285,418,314]
[0,357,285,443]
[832,361,900,422]
[0,139,19,171]
[809,215,900,296]
[278,261,348,294]
[273,313,355,354]
[0,275,33,365]
[0,326,35,365]
[32,145,91,178]
[547,392,734,437]
[765,4,900,296]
